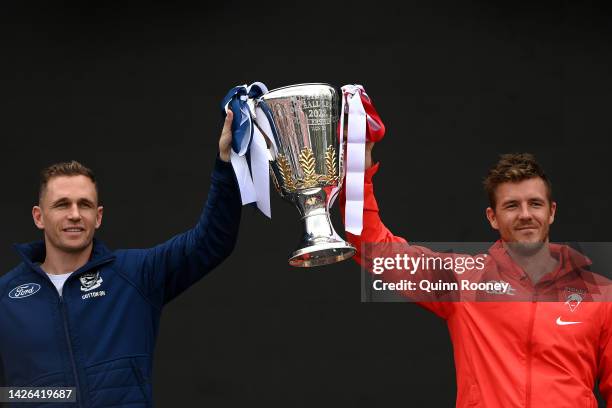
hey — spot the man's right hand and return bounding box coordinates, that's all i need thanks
[219,110,233,162]
[365,141,374,169]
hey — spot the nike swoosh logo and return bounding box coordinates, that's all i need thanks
[556,317,582,326]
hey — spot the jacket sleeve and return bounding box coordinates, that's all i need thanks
[339,163,406,251]
[339,162,457,318]
[598,302,612,404]
[0,352,5,387]
[140,157,241,304]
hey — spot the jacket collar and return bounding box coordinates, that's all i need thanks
[488,240,592,282]
[13,238,115,277]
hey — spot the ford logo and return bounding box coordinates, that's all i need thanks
[9,283,41,299]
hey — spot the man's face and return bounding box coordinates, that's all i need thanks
[486,177,556,247]
[32,175,103,254]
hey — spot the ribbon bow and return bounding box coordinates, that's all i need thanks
[220,82,272,217]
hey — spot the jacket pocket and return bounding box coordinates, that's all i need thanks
[129,357,150,403]
[585,395,597,408]
[86,355,151,407]
[25,371,65,387]
[468,382,482,407]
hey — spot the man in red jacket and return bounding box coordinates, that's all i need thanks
[341,143,612,407]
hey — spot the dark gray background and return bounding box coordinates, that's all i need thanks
[1,1,611,406]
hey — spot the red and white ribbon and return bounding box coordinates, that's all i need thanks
[340,84,385,235]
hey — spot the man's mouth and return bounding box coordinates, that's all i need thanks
[63,227,85,232]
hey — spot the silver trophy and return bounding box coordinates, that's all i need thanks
[249,83,355,267]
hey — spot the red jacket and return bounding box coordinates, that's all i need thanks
[340,163,612,408]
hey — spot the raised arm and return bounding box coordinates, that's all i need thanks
[339,143,408,256]
[120,112,242,305]
[339,142,463,317]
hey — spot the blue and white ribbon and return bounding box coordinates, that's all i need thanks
[221,82,272,217]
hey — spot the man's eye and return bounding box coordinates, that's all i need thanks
[531,202,542,207]
[505,204,517,209]
[56,203,69,208]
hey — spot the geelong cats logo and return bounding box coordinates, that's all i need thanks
[80,271,103,292]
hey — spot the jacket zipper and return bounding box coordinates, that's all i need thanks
[60,295,83,408]
[525,292,538,408]
[30,256,114,408]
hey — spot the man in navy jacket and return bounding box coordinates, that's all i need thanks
[0,111,240,407]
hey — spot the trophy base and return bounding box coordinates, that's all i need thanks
[289,242,356,267]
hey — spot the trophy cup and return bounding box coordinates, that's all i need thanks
[249,83,356,267]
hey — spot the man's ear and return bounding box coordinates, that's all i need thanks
[32,206,44,230]
[549,201,557,225]
[95,206,103,229]
[486,207,499,230]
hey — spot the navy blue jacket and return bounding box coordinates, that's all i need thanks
[0,158,241,407]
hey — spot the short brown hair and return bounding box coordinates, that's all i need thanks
[483,153,552,209]
[39,160,97,202]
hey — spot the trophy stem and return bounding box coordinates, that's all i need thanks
[289,207,355,267]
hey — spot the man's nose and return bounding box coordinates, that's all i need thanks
[68,204,82,220]
[518,203,532,220]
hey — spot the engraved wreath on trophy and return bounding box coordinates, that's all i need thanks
[274,144,339,191]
